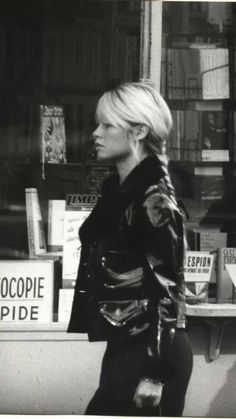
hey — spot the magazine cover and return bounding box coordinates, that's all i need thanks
[40,105,67,164]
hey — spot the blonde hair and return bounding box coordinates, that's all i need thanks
[96,82,176,203]
[95,82,173,156]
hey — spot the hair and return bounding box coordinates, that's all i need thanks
[95,81,177,203]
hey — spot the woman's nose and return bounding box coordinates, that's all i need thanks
[93,124,102,139]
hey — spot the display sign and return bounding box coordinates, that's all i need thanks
[62,194,96,282]
[184,251,215,303]
[0,260,54,323]
[184,251,214,283]
[62,209,91,281]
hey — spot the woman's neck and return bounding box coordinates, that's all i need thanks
[116,152,149,184]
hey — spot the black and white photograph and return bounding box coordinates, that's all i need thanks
[1,0,236,417]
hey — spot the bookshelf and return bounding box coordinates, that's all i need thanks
[161,2,236,359]
[162,1,236,279]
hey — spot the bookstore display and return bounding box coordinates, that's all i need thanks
[0,0,140,324]
[162,1,236,307]
[1,1,236,325]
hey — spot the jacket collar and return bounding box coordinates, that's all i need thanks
[102,155,165,201]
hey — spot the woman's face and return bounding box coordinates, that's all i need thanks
[92,122,132,162]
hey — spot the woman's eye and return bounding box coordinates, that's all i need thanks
[99,122,113,129]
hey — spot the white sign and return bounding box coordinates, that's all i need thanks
[0,260,54,323]
[184,251,214,283]
[48,199,65,250]
[62,209,91,280]
[225,264,236,287]
[58,289,74,323]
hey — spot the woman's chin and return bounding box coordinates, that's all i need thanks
[96,152,108,162]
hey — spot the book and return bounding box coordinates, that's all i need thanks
[201,49,229,100]
[194,166,223,176]
[201,150,229,162]
[167,47,229,100]
[184,251,214,303]
[217,247,236,303]
[200,230,227,259]
[200,110,229,161]
[48,200,65,252]
[199,229,227,288]
[25,188,47,258]
[62,194,98,287]
[40,105,67,164]
[197,175,225,200]
[58,288,74,323]
[168,110,229,162]
[0,260,54,323]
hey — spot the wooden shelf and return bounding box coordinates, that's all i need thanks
[186,303,236,317]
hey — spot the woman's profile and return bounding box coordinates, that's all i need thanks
[68,81,193,416]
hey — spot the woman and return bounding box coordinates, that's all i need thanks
[68,82,193,416]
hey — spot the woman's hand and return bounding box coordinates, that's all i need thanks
[133,378,163,409]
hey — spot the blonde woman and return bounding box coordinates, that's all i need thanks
[68,82,193,416]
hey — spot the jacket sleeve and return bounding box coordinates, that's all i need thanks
[131,185,186,304]
[148,185,185,324]
[128,184,186,382]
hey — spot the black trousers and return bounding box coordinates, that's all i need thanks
[85,329,193,417]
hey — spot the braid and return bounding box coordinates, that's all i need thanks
[158,155,178,206]
[158,155,188,252]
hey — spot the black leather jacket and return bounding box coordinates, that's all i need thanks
[68,156,186,347]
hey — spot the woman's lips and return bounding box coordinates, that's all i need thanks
[94,143,103,150]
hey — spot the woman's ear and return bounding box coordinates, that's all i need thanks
[132,124,149,142]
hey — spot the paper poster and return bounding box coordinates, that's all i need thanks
[62,209,91,281]
[48,199,65,251]
[184,251,214,283]
[40,105,66,164]
[58,289,74,323]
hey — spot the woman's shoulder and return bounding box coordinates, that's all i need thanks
[140,181,182,229]
[144,182,179,212]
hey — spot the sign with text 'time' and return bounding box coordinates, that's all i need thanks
[0,260,54,323]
